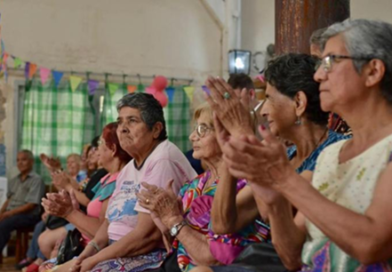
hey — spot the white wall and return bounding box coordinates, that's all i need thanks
[0,0,225,173]
[351,0,392,23]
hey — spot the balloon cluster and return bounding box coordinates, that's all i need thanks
[146,75,168,107]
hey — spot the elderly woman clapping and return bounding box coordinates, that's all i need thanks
[209,19,392,271]
[68,93,197,272]
[138,102,270,272]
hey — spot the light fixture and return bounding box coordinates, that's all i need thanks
[228,50,251,75]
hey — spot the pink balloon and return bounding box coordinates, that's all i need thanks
[152,76,168,91]
[146,87,156,95]
[154,91,168,107]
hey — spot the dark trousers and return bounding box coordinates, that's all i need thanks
[0,213,40,252]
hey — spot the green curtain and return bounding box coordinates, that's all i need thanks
[21,79,95,183]
[164,86,192,152]
[100,84,128,128]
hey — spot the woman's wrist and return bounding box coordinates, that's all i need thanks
[165,215,184,229]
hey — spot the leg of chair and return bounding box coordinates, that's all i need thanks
[16,229,23,262]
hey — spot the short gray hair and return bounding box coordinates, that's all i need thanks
[309,27,327,47]
[117,93,167,140]
[19,149,34,160]
[321,19,392,103]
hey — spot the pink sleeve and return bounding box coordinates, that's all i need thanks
[134,159,186,214]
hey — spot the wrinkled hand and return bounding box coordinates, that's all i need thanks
[70,245,97,272]
[41,190,75,218]
[51,170,72,190]
[79,256,99,272]
[222,126,295,189]
[40,153,62,173]
[137,180,183,229]
[205,77,254,138]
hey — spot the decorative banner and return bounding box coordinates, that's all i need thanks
[24,62,30,79]
[2,52,8,64]
[201,85,210,95]
[127,85,136,93]
[88,79,99,95]
[137,83,145,93]
[70,75,83,92]
[145,87,156,95]
[108,83,118,96]
[39,67,51,85]
[165,87,175,103]
[13,57,22,68]
[52,70,64,87]
[183,86,194,103]
[29,63,37,79]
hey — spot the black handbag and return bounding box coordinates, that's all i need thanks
[57,229,84,265]
[45,215,69,230]
[233,243,287,272]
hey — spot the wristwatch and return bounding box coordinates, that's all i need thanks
[170,221,187,237]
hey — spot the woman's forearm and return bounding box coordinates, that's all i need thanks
[65,210,102,239]
[170,215,219,266]
[211,172,239,234]
[267,198,305,270]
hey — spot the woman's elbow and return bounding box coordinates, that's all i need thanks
[353,241,391,265]
[211,222,235,235]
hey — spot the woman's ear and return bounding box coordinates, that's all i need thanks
[364,59,385,88]
[111,144,117,157]
[152,122,163,139]
[294,91,308,117]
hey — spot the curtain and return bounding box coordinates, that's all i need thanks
[164,86,192,152]
[21,79,95,183]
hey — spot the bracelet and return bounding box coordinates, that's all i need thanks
[88,241,101,252]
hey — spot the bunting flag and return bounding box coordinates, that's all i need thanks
[183,86,194,102]
[165,87,175,103]
[29,63,37,79]
[39,67,51,85]
[24,62,30,79]
[137,83,145,93]
[13,57,23,68]
[88,79,99,95]
[52,70,64,87]
[202,85,210,95]
[127,85,136,94]
[70,75,83,92]
[108,83,118,96]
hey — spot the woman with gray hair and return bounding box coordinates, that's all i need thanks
[194,19,392,272]
[64,93,197,272]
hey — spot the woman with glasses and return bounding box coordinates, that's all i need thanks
[191,53,348,272]
[137,102,270,272]
[203,19,392,272]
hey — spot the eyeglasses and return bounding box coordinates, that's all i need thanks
[193,124,214,138]
[315,54,373,73]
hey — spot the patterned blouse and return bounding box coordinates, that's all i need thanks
[173,171,270,272]
[301,134,392,271]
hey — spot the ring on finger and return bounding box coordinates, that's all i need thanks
[145,199,150,204]
[223,92,231,100]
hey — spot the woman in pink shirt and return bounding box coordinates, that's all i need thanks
[40,122,132,271]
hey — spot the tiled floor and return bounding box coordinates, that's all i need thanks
[0,257,19,272]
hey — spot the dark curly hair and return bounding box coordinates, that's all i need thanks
[265,53,329,126]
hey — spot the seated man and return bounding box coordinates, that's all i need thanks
[0,149,45,252]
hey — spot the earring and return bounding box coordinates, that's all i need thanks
[295,116,302,125]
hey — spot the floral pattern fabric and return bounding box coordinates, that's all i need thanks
[173,171,270,272]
